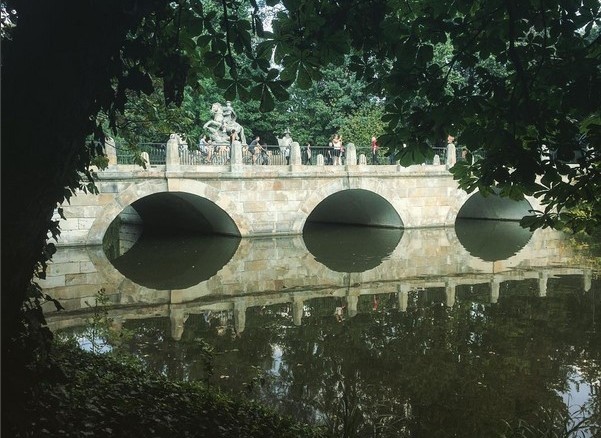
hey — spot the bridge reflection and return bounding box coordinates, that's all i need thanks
[41,225,596,340]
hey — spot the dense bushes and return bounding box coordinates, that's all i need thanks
[7,343,327,438]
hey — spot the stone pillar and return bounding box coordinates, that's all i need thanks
[231,140,242,165]
[290,141,302,165]
[433,154,440,165]
[165,134,180,169]
[345,143,357,166]
[105,137,117,166]
[140,151,150,167]
[316,154,325,165]
[233,299,246,333]
[446,142,456,168]
[490,279,500,304]
[292,298,304,326]
[359,154,367,165]
[445,281,456,307]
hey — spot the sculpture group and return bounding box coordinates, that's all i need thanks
[203,101,246,145]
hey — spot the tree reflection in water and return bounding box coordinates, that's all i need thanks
[119,278,600,438]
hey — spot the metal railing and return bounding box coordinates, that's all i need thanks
[116,143,167,165]
[114,141,468,167]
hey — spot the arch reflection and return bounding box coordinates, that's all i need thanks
[303,223,403,272]
[109,234,240,290]
[455,219,533,262]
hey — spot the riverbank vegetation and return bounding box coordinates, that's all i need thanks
[5,341,326,438]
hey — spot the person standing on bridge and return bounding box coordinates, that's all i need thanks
[332,133,343,165]
[371,136,379,165]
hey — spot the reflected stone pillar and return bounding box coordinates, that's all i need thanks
[110,317,124,332]
[292,298,304,326]
[170,306,189,341]
[490,279,500,304]
[345,143,357,166]
[584,269,592,292]
[397,284,410,312]
[445,281,456,307]
[538,271,549,297]
[346,295,358,318]
[233,299,247,334]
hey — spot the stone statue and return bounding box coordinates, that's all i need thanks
[203,101,246,144]
[277,129,293,155]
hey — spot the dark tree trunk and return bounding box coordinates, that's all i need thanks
[1,1,162,433]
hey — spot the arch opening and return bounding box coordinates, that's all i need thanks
[304,189,404,229]
[457,190,534,221]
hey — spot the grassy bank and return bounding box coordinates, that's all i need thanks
[6,343,327,438]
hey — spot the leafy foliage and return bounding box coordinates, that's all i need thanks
[6,342,327,438]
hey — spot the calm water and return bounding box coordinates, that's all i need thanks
[44,221,601,437]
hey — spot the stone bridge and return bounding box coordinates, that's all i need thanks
[42,227,594,339]
[56,136,543,246]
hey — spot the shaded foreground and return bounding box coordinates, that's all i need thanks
[6,343,327,438]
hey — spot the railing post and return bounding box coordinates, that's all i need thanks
[230,140,242,172]
[345,143,357,166]
[446,142,456,168]
[290,141,302,166]
[104,136,117,167]
[166,134,180,170]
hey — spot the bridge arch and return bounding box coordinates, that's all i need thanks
[293,180,404,233]
[87,179,251,245]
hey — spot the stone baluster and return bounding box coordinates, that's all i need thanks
[105,137,117,167]
[316,154,325,165]
[446,142,456,168]
[345,143,357,166]
[359,154,367,165]
[290,141,302,166]
[165,134,180,170]
[230,140,243,172]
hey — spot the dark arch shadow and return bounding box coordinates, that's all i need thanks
[110,234,240,290]
[457,190,533,221]
[303,223,403,272]
[306,189,404,228]
[455,219,532,262]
